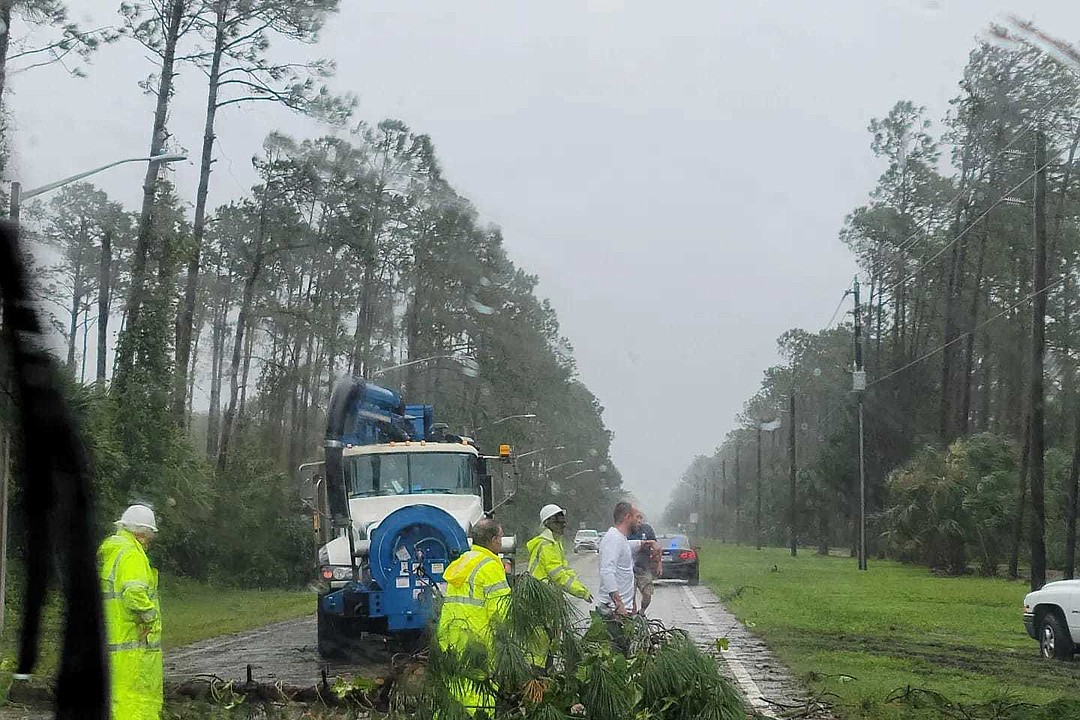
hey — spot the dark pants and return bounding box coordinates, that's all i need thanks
[595,607,631,656]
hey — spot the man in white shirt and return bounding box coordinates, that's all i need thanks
[598,501,657,618]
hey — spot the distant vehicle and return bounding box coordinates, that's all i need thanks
[658,534,699,585]
[573,529,600,553]
[1023,580,1080,659]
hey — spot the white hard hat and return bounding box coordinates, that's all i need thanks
[117,504,158,533]
[539,504,566,524]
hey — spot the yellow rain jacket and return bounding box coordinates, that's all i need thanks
[98,529,162,720]
[525,529,591,667]
[526,529,590,600]
[436,545,511,716]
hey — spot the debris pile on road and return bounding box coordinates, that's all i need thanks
[389,574,747,720]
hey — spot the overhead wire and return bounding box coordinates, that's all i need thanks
[823,291,850,329]
[868,272,1068,388]
[885,89,1071,258]
[876,140,1071,304]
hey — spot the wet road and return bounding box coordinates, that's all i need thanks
[165,551,828,717]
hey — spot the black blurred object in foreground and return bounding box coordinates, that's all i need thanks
[0,220,107,719]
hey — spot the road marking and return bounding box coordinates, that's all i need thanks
[681,585,775,718]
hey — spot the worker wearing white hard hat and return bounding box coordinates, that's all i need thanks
[525,503,592,667]
[98,504,162,720]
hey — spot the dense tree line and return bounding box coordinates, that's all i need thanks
[0,1,620,586]
[666,28,1080,586]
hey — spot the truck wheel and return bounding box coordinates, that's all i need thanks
[1039,610,1074,660]
[318,606,357,660]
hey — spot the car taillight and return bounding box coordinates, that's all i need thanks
[678,550,696,561]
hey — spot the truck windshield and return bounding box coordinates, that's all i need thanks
[344,452,477,497]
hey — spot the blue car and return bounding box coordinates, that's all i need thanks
[658,534,699,585]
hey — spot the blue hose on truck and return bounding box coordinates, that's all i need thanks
[318,505,470,655]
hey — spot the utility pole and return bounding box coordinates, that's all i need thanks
[789,392,797,557]
[1029,130,1048,592]
[710,465,719,539]
[756,424,763,551]
[720,458,728,543]
[853,276,867,571]
[734,445,742,545]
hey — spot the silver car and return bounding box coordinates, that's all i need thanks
[573,529,600,553]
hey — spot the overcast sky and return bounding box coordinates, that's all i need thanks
[9,0,1080,514]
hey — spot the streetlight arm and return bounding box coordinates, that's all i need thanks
[516,445,566,460]
[21,153,187,200]
[370,354,462,378]
[545,459,585,473]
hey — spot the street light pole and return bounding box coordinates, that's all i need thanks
[756,424,763,551]
[789,392,797,557]
[545,459,585,473]
[853,275,867,571]
[8,152,188,223]
[369,354,478,379]
[0,151,187,638]
[515,446,566,460]
[470,413,538,436]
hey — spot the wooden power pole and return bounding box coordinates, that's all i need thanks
[1029,130,1048,592]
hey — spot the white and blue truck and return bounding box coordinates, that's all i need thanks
[309,377,515,658]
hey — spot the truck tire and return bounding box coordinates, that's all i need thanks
[318,605,359,660]
[1039,610,1074,660]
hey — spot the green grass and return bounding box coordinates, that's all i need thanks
[699,543,1080,719]
[0,574,314,678]
[160,576,314,649]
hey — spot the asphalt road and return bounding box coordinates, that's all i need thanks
[164,549,829,718]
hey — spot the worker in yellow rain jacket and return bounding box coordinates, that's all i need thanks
[98,504,162,720]
[525,504,592,667]
[437,518,511,718]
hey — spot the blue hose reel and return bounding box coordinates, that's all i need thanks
[367,504,470,631]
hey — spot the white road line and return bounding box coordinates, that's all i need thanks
[681,585,775,718]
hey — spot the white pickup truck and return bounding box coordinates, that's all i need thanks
[1023,579,1080,659]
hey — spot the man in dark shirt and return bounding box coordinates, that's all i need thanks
[629,510,662,613]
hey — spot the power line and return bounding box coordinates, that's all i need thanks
[823,291,850,329]
[885,90,1071,258]
[868,272,1068,388]
[877,148,1065,303]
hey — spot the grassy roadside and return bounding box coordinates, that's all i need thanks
[699,542,1080,719]
[0,575,313,691]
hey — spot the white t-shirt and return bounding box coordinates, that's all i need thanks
[598,526,643,610]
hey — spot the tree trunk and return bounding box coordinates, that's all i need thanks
[236,314,255,429]
[66,263,83,372]
[205,287,226,460]
[80,307,90,383]
[185,304,204,422]
[1008,415,1031,580]
[1028,130,1048,593]
[940,150,973,444]
[960,224,990,432]
[117,0,186,383]
[216,255,261,473]
[96,229,112,383]
[351,258,377,376]
[1066,409,1080,579]
[173,2,226,420]
[0,0,14,177]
